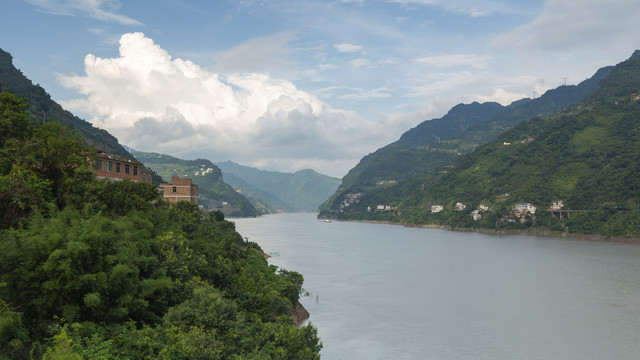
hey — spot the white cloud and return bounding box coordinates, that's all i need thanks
[407,71,481,98]
[339,87,391,100]
[334,43,363,53]
[470,88,529,106]
[493,0,640,52]
[58,32,394,176]
[349,58,372,67]
[212,32,298,76]
[413,54,492,69]
[26,0,142,25]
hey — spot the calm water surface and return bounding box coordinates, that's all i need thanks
[232,213,640,360]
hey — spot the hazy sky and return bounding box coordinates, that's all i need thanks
[2,0,639,177]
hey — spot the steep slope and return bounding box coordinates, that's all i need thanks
[320,63,613,216]
[216,161,341,212]
[0,48,165,184]
[133,152,259,217]
[334,51,640,238]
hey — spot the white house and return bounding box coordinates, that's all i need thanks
[454,202,466,211]
[550,201,563,210]
[431,204,443,213]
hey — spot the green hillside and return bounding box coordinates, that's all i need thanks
[216,161,341,212]
[327,51,640,238]
[0,90,321,359]
[133,152,259,217]
[320,61,613,217]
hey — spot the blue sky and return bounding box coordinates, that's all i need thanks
[2,0,639,177]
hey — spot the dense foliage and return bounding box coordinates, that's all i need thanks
[0,91,321,359]
[324,52,640,238]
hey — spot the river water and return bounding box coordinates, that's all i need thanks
[232,213,640,360]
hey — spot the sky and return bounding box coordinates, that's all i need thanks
[1,0,639,177]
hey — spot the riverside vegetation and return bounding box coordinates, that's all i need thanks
[320,51,640,239]
[0,90,321,359]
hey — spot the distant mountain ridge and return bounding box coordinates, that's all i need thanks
[216,161,341,212]
[319,62,613,216]
[133,152,259,217]
[321,50,640,238]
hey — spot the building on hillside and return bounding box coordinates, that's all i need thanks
[453,202,466,212]
[514,202,537,215]
[431,205,443,213]
[159,175,198,204]
[471,209,482,221]
[93,151,153,184]
[550,201,564,210]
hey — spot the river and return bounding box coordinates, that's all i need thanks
[232,213,640,360]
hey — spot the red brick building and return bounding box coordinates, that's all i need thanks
[93,152,153,184]
[159,175,198,204]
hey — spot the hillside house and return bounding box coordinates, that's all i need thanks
[454,202,466,212]
[471,210,482,221]
[431,205,443,213]
[159,175,198,204]
[93,152,153,184]
[550,201,564,210]
[514,203,536,215]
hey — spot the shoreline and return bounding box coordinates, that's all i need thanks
[328,218,640,245]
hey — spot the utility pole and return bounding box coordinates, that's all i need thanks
[562,77,568,86]
[532,90,538,98]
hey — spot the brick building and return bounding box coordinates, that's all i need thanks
[93,152,153,184]
[159,175,198,204]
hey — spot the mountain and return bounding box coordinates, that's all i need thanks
[325,51,640,238]
[0,48,166,184]
[216,161,341,212]
[319,62,613,217]
[132,152,259,217]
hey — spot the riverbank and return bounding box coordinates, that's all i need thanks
[329,218,640,245]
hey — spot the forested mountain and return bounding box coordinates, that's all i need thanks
[216,161,341,213]
[132,152,260,217]
[320,60,613,216]
[0,90,321,359]
[0,48,166,185]
[324,51,640,238]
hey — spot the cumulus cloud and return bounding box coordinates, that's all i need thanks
[58,32,393,176]
[26,0,142,25]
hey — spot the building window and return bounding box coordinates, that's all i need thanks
[93,159,102,171]
[133,166,138,176]
[143,174,146,182]
[107,161,113,172]
[125,164,130,175]
[172,186,177,193]
[116,162,121,173]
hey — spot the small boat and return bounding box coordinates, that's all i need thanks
[323,219,332,223]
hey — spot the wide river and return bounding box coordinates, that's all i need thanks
[232,213,640,360]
